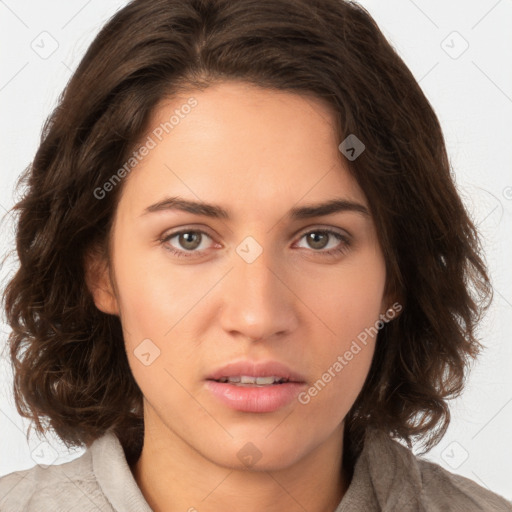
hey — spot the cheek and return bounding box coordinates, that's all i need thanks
[110,238,206,393]
[110,236,191,340]
[304,253,386,339]
[298,304,378,424]
[297,251,385,403]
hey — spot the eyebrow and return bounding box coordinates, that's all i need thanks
[141,196,370,220]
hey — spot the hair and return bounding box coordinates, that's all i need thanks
[2,0,491,470]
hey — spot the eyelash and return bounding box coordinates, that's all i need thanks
[159,228,351,259]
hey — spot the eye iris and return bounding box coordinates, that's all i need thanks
[180,232,201,250]
[307,232,329,250]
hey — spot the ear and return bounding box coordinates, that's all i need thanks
[84,245,119,316]
[379,290,403,323]
[379,280,403,322]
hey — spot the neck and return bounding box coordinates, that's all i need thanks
[130,421,350,512]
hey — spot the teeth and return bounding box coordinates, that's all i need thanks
[217,375,287,385]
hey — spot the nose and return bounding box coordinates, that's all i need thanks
[218,247,299,342]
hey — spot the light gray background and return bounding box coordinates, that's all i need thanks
[1,0,511,502]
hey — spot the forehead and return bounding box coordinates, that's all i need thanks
[117,81,368,219]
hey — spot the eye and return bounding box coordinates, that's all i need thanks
[160,229,215,258]
[159,227,351,259]
[295,229,351,257]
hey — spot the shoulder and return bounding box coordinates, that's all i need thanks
[415,452,512,511]
[362,428,512,511]
[0,443,114,512]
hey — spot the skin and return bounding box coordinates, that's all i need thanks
[86,80,393,512]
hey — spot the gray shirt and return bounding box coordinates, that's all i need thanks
[1,428,511,511]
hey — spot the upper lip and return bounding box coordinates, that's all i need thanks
[206,360,307,383]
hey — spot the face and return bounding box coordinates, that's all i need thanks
[88,81,390,471]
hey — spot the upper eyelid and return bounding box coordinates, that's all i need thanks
[163,224,349,237]
[162,227,215,242]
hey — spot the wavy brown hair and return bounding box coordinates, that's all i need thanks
[2,0,491,468]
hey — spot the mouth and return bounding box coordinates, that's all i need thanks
[210,375,294,386]
[205,360,307,413]
[206,359,306,384]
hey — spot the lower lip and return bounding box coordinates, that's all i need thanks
[205,380,306,413]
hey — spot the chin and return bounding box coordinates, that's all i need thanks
[203,432,310,473]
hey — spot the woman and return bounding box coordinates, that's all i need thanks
[1,0,510,510]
